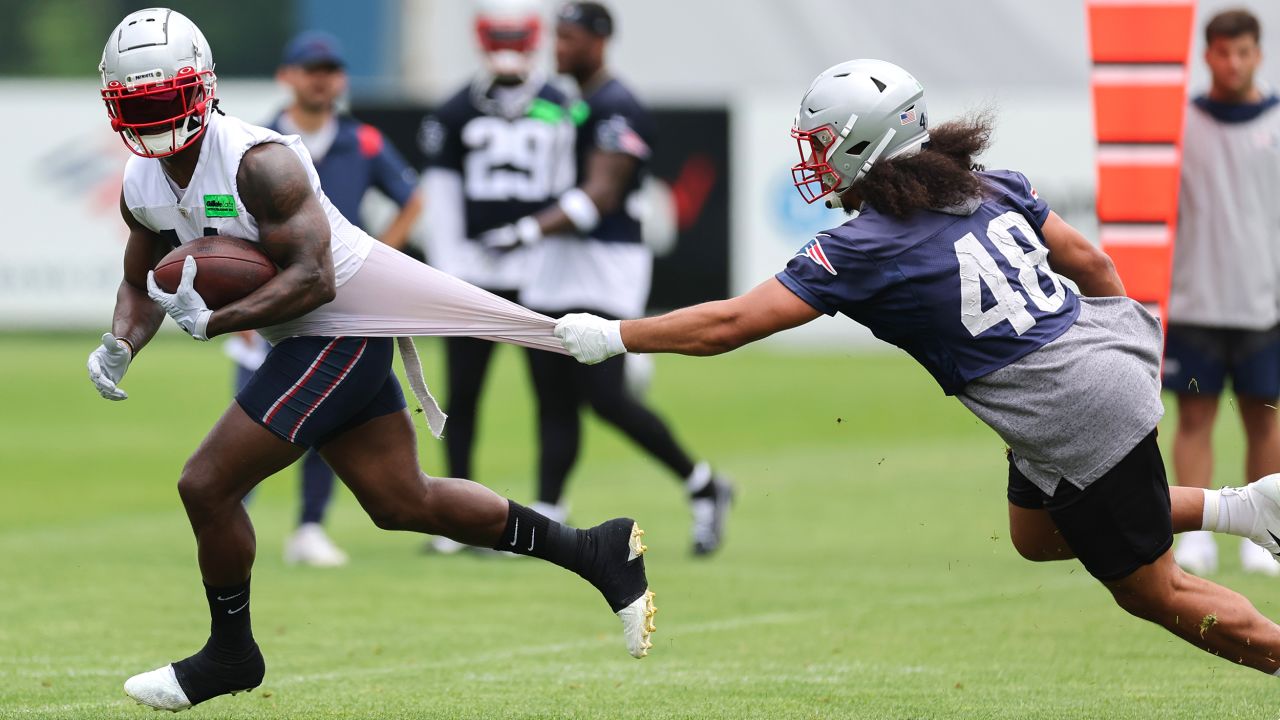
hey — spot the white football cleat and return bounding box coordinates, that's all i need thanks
[689,467,734,556]
[283,523,348,567]
[1236,475,1280,568]
[123,664,191,711]
[1241,537,1280,575]
[1174,530,1218,576]
[616,589,657,659]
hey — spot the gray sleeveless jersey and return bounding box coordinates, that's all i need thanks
[958,296,1165,496]
[1168,97,1280,329]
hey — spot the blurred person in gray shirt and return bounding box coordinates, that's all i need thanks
[1165,8,1280,576]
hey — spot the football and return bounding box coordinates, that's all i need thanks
[152,236,277,309]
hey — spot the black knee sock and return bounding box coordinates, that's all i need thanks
[492,501,585,570]
[172,579,264,704]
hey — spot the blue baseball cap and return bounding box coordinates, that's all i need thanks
[282,31,346,68]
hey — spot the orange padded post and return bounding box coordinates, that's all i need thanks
[1087,0,1195,309]
[1089,3,1196,62]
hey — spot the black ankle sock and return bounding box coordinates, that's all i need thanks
[202,579,255,660]
[172,578,264,705]
[493,501,584,570]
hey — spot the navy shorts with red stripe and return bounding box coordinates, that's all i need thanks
[236,336,406,448]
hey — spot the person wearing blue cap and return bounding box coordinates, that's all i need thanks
[224,30,424,568]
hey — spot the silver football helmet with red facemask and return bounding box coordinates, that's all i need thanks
[474,0,543,81]
[99,8,217,158]
[791,59,930,207]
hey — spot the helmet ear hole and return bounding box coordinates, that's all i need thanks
[846,140,870,156]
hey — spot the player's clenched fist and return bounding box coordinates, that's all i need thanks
[87,332,133,400]
[554,313,626,365]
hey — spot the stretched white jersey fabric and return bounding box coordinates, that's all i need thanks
[121,112,562,436]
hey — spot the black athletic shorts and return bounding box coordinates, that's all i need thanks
[1006,430,1172,581]
[236,336,406,449]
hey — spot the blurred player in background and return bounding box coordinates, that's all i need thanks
[479,1,733,555]
[417,0,576,553]
[86,8,654,710]
[557,58,1280,676]
[1165,8,1280,577]
[225,30,425,568]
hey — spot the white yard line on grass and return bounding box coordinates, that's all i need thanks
[1,610,820,716]
[275,610,819,686]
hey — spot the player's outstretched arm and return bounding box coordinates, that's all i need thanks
[1041,211,1125,297]
[202,143,337,338]
[556,278,821,363]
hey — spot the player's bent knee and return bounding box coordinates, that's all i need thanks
[176,461,220,510]
[1107,569,1185,621]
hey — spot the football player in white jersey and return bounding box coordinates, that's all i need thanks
[85,9,654,711]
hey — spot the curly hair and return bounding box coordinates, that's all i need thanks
[855,110,996,219]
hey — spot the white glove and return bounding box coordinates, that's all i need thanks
[480,216,542,252]
[554,313,626,365]
[146,255,213,341]
[86,332,133,400]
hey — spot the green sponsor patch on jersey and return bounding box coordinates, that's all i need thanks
[204,194,238,218]
[526,98,592,126]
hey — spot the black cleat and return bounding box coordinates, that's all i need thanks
[579,518,656,658]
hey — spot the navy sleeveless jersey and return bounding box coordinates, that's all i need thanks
[418,82,576,239]
[576,77,654,244]
[776,170,1080,395]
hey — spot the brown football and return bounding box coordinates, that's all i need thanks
[153,236,277,310]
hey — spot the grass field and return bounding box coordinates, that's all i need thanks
[3,332,1280,719]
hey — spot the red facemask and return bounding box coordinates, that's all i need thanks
[102,66,216,158]
[790,124,843,204]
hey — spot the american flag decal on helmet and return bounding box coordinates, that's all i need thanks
[798,236,837,275]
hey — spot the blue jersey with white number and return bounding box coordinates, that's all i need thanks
[417,81,577,239]
[776,170,1080,395]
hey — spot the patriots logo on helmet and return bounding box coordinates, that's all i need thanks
[797,236,837,275]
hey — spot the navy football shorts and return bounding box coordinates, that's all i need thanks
[236,336,406,449]
[1007,430,1172,582]
[1162,323,1280,400]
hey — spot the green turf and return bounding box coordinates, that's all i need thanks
[2,332,1279,719]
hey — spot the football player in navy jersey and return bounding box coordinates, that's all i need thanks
[85,9,655,711]
[417,0,577,552]
[557,59,1280,675]
[477,1,734,556]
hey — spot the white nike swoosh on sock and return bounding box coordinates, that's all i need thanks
[227,600,250,615]
[527,527,536,552]
[509,518,519,547]
[216,591,245,602]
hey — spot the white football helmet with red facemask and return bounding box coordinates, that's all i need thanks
[475,0,543,81]
[791,59,930,207]
[99,8,217,158]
